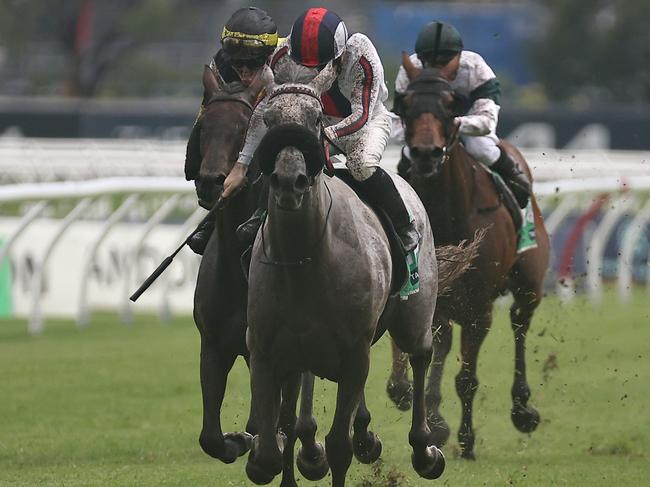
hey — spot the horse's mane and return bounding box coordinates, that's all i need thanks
[273,60,318,85]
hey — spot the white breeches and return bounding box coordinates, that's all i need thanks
[338,109,393,181]
[461,132,501,165]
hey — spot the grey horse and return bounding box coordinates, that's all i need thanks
[244,62,445,487]
[192,66,322,487]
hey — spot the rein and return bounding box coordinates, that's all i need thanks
[259,180,333,267]
[204,92,254,112]
[439,122,461,166]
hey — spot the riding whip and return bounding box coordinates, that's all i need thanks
[129,195,226,302]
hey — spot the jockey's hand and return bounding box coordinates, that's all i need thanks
[323,126,337,143]
[222,162,248,198]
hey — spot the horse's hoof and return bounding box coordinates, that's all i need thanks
[460,450,476,461]
[458,431,475,460]
[246,458,276,485]
[246,436,282,485]
[412,445,445,480]
[199,432,251,463]
[427,415,451,447]
[297,443,329,481]
[353,431,382,464]
[511,403,540,433]
[386,379,413,411]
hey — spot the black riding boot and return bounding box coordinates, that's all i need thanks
[236,208,267,244]
[491,148,531,209]
[235,175,269,245]
[188,213,215,255]
[358,167,420,253]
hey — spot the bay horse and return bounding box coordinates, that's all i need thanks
[190,66,265,463]
[191,66,321,487]
[244,62,445,487]
[388,58,550,460]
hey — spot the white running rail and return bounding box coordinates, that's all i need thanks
[1,140,650,332]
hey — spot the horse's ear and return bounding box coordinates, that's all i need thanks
[402,51,421,81]
[310,61,337,95]
[202,65,224,96]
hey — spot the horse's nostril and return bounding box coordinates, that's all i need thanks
[215,174,226,185]
[294,174,309,192]
[410,146,421,159]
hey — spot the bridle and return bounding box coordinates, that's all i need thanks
[204,91,254,112]
[259,179,333,267]
[267,84,344,176]
[268,84,323,108]
[196,90,256,205]
[403,75,461,171]
[258,84,337,266]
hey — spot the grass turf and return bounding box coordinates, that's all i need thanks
[1,290,649,486]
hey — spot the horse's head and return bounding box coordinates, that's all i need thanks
[399,53,460,178]
[254,61,337,210]
[195,66,268,208]
[264,61,338,137]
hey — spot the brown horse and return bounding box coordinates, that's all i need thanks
[190,66,265,464]
[388,59,550,460]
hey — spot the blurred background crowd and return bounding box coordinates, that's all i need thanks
[0,0,649,147]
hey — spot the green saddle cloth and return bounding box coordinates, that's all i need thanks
[517,200,538,254]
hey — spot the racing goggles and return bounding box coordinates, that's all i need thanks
[231,57,266,70]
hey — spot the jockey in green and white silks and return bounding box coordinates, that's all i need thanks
[225,7,419,253]
[394,21,531,209]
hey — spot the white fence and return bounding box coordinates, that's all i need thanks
[1,139,649,333]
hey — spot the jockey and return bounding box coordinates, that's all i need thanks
[224,7,420,253]
[394,21,531,208]
[186,6,278,254]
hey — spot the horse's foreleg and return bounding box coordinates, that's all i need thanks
[352,392,382,464]
[409,343,445,479]
[425,318,452,447]
[246,352,284,485]
[386,339,413,411]
[456,313,491,460]
[198,339,250,463]
[296,372,329,481]
[326,350,369,487]
[278,373,301,487]
[510,290,542,433]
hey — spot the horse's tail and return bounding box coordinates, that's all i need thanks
[436,228,486,296]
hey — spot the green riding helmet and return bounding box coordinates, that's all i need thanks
[221,7,278,63]
[415,21,463,65]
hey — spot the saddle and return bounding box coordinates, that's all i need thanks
[332,168,409,296]
[482,164,523,230]
[481,162,537,254]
